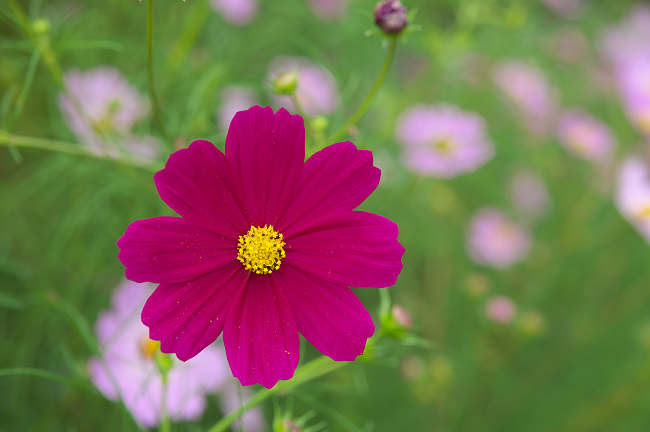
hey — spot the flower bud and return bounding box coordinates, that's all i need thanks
[272,71,298,95]
[374,0,408,35]
[32,18,51,36]
[391,304,412,328]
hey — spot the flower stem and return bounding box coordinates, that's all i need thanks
[290,93,313,150]
[146,0,168,139]
[8,0,63,86]
[207,356,347,432]
[328,37,398,144]
[0,130,160,172]
[159,372,171,432]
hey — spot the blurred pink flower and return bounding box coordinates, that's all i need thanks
[557,110,615,163]
[614,57,650,136]
[467,208,531,269]
[509,170,551,221]
[485,296,517,324]
[616,157,650,243]
[59,67,159,162]
[268,57,339,116]
[541,0,583,18]
[89,280,263,429]
[493,61,557,137]
[600,5,650,68]
[396,104,494,178]
[210,0,257,25]
[217,86,258,131]
[308,0,347,20]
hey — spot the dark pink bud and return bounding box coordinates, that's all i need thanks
[374,0,408,34]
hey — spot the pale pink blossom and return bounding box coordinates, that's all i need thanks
[90,280,264,429]
[268,57,339,116]
[485,296,517,324]
[467,208,531,269]
[615,157,650,243]
[217,86,258,131]
[557,110,615,163]
[396,104,494,178]
[210,0,258,25]
[493,61,557,136]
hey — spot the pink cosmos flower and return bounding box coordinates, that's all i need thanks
[89,280,263,429]
[614,57,650,136]
[308,0,347,20]
[509,170,551,221]
[217,86,258,131]
[615,157,650,243]
[396,104,494,178]
[269,57,340,116]
[117,106,405,388]
[600,5,650,68]
[493,61,557,137]
[557,110,616,163]
[541,0,583,19]
[467,208,531,269]
[59,67,159,162]
[485,296,516,324]
[210,0,258,25]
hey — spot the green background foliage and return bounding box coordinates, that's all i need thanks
[1,0,649,430]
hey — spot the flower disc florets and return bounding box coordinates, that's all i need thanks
[237,225,286,274]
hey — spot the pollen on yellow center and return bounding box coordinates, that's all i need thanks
[433,138,454,154]
[638,205,650,220]
[237,225,286,275]
[139,337,160,360]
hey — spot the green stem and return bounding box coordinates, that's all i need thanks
[8,0,62,86]
[291,93,313,149]
[0,367,98,394]
[159,372,171,432]
[328,37,398,143]
[0,130,160,172]
[147,0,168,139]
[207,356,347,432]
[163,0,210,79]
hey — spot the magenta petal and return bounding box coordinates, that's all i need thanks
[154,140,248,237]
[286,211,405,288]
[225,106,305,226]
[278,141,380,235]
[117,217,235,284]
[278,266,374,361]
[223,275,300,388]
[142,262,247,361]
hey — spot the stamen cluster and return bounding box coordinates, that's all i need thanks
[237,225,286,275]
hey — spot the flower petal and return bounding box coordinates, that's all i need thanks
[225,106,305,226]
[142,262,247,361]
[278,266,374,361]
[285,211,404,288]
[278,141,380,235]
[117,217,235,284]
[154,140,248,237]
[223,275,300,388]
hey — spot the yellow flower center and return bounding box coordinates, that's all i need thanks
[634,109,650,135]
[139,337,160,360]
[237,225,286,275]
[432,138,454,154]
[638,205,650,220]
